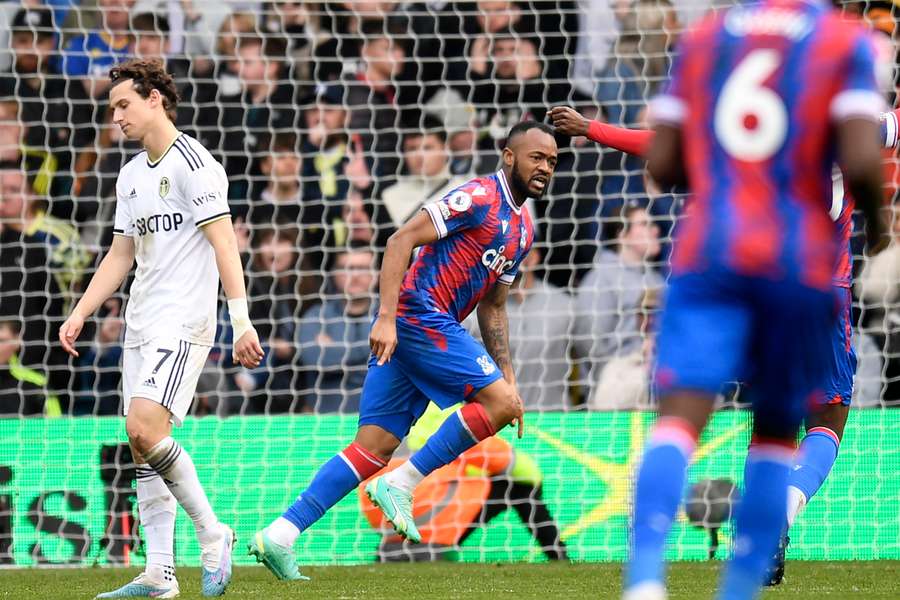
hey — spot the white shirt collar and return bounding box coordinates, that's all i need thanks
[495,169,523,215]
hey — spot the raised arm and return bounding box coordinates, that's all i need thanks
[369,211,440,365]
[201,217,264,368]
[59,234,135,357]
[549,106,655,157]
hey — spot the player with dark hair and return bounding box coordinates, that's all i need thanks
[59,58,264,598]
[248,121,558,581]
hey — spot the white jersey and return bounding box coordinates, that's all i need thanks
[113,133,230,348]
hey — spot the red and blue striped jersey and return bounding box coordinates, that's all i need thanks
[399,170,534,323]
[651,0,884,290]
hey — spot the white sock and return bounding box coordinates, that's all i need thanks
[786,485,807,528]
[383,460,425,494]
[136,465,176,578]
[145,437,220,545]
[266,516,301,548]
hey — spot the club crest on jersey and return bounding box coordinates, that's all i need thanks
[447,190,472,212]
[482,245,515,276]
[520,226,527,249]
[159,177,170,198]
[477,355,496,376]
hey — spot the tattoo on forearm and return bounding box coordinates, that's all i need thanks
[480,311,511,374]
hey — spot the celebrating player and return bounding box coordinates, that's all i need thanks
[58,58,264,598]
[248,121,556,581]
[594,3,887,599]
[551,103,900,585]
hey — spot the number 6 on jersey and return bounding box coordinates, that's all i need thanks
[714,49,787,161]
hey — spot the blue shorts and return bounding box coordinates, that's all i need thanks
[654,270,838,436]
[822,286,856,406]
[358,312,503,440]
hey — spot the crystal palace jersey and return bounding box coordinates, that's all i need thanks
[650,0,884,290]
[113,133,230,347]
[398,170,534,323]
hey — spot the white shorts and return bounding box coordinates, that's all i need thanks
[123,337,211,426]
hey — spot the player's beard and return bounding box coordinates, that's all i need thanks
[510,159,547,201]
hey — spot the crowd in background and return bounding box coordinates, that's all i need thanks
[0,0,898,417]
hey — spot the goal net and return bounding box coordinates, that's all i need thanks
[0,0,898,568]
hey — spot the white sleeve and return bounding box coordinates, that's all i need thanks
[183,164,230,228]
[113,178,134,237]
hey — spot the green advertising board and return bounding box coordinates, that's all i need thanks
[1,410,898,567]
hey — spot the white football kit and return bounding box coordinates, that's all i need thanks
[113,133,230,424]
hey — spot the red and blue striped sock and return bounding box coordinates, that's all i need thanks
[408,402,495,478]
[279,442,386,541]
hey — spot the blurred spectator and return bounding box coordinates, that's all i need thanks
[75,298,123,415]
[247,132,302,225]
[0,100,27,167]
[345,19,410,179]
[226,226,316,414]
[379,116,469,229]
[424,88,479,175]
[857,205,900,404]
[593,1,679,200]
[262,1,316,67]
[0,161,75,408]
[465,247,576,410]
[0,7,93,199]
[302,84,350,199]
[132,12,192,89]
[468,33,568,171]
[456,1,578,102]
[0,163,91,313]
[199,34,302,201]
[0,319,59,417]
[331,186,377,249]
[59,0,136,97]
[575,202,662,394]
[133,12,170,60]
[595,0,678,127]
[590,286,658,410]
[540,97,604,288]
[190,10,258,82]
[72,110,142,250]
[0,166,57,349]
[297,244,377,413]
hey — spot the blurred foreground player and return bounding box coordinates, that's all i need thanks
[551,102,900,586]
[248,122,556,580]
[59,58,264,598]
[616,3,886,599]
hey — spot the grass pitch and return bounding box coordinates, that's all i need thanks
[0,561,897,599]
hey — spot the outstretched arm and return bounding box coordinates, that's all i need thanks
[549,106,654,157]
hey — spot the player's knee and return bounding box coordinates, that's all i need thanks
[354,425,401,462]
[125,413,164,454]
[125,417,151,452]
[480,383,521,427]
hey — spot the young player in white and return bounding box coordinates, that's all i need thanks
[59,58,264,598]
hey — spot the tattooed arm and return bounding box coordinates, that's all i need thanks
[477,282,515,383]
[478,282,525,437]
